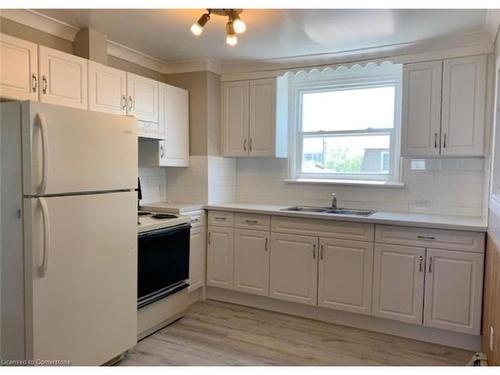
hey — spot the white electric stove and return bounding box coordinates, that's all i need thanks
[137,210,190,233]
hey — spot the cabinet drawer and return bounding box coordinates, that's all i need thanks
[235,213,270,231]
[188,210,204,228]
[208,211,234,227]
[271,216,374,241]
[375,225,485,253]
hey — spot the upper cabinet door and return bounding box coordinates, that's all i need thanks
[88,61,127,115]
[249,78,276,157]
[424,248,484,335]
[0,33,38,101]
[441,55,486,157]
[318,238,373,316]
[160,84,189,167]
[126,73,158,123]
[401,61,442,157]
[372,244,425,325]
[38,46,88,110]
[269,232,318,306]
[222,80,249,157]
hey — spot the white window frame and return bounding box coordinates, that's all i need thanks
[288,65,403,183]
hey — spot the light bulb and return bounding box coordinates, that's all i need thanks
[191,22,203,36]
[226,34,238,46]
[233,18,246,34]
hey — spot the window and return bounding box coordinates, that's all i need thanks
[289,64,402,183]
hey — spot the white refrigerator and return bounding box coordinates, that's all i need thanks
[1,101,138,365]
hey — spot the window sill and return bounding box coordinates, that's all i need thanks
[284,178,405,188]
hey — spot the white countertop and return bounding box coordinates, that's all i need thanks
[203,202,487,232]
[141,202,205,214]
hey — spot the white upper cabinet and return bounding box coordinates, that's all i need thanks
[233,228,270,296]
[318,238,374,316]
[222,77,288,158]
[269,232,318,306]
[424,248,484,335]
[401,55,487,158]
[401,61,442,157]
[249,78,277,157]
[0,33,38,101]
[39,46,88,110]
[126,73,158,123]
[222,80,250,157]
[159,84,189,166]
[372,244,425,325]
[441,55,486,156]
[88,61,127,115]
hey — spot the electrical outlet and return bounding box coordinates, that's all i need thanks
[490,326,494,352]
[415,199,431,208]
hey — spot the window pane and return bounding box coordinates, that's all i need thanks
[302,86,395,132]
[301,134,391,174]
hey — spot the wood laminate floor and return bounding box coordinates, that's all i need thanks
[119,300,473,366]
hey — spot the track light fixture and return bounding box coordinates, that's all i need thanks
[190,9,246,46]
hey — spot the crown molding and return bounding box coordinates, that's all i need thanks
[0,9,79,41]
[163,59,222,75]
[486,9,500,43]
[106,40,170,74]
[220,30,494,77]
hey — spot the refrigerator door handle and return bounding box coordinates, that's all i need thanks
[36,113,49,194]
[38,197,50,277]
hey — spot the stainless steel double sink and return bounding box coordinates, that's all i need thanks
[281,206,375,216]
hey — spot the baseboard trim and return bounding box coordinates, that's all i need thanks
[206,287,481,352]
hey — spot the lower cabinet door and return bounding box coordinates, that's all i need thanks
[206,225,234,289]
[318,238,373,315]
[188,226,205,292]
[372,244,425,324]
[270,233,318,305]
[424,248,484,335]
[234,229,270,296]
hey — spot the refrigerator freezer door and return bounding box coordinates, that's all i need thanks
[24,192,137,365]
[22,101,138,196]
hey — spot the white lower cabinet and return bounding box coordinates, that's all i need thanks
[318,238,373,315]
[188,225,205,293]
[234,229,270,296]
[269,233,318,306]
[423,248,484,334]
[372,244,426,325]
[206,225,234,289]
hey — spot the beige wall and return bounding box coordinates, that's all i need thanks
[0,17,73,53]
[206,71,221,156]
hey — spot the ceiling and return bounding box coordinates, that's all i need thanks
[34,9,489,63]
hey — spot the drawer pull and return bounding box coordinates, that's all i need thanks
[245,219,259,225]
[191,218,200,223]
[417,235,436,240]
[418,256,423,272]
[214,217,227,221]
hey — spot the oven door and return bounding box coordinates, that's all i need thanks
[138,223,191,308]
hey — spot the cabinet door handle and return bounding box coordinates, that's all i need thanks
[418,256,423,272]
[42,76,47,94]
[128,96,134,111]
[245,219,258,225]
[249,138,253,151]
[191,218,200,223]
[443,133,447,149]
[320,244,324,260]
[160,144,165,158]
[32,74,38,92]
[434,133,438,148]
[312,244,316,259]
[121,95,127,110]
[214,216,226,221]
[265,237,268,252]
[417,235,436,240]
[243,139,247,151]
[428,256,433,273]
[208,232,211,245]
